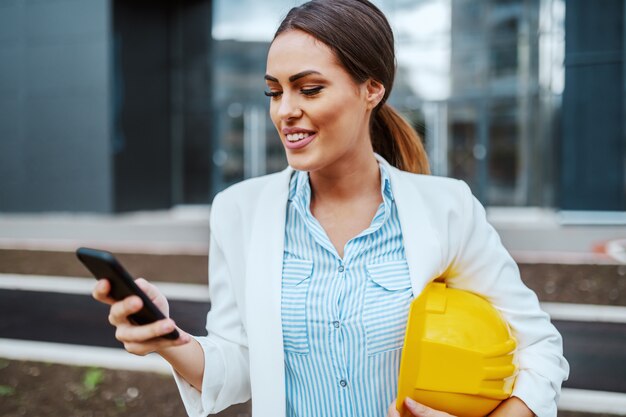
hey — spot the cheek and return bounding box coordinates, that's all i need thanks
[309,103,338,128]
[313,97,364,134]
[328,101,370,153]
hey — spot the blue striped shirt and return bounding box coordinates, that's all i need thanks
[281,163,414,417]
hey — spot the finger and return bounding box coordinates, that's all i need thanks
[123,331,192,356]
[387,399,401,417]
[108,295,143,326]
[135,278,166,309]
[403,397,430,416]
[404,397,453,417]
[92,279,115,304]
[135,278,159,301]
[116,318,178,343]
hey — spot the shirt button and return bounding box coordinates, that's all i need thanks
[339,380,347,388]
[338,265,345,273]
[333,321,340,329]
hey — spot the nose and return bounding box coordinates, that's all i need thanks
[276,93,302,121]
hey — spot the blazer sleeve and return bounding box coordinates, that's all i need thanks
[443,181,569,417]
[172,191,251,416]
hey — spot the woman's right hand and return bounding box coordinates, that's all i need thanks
[92,277,191,356]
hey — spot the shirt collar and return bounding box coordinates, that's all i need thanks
[288,162,395,221]
[380,161,394,202]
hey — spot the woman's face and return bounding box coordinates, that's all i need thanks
[265,30,383,173]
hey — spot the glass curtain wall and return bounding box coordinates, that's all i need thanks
[210,0,564,206]
[210,1,290,195]
[444,0,565,206]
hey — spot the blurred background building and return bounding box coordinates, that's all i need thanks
[0,0,624,212]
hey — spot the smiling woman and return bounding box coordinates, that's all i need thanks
[265,1,430,176]
[91,1,569,417]
[266,30,381,174]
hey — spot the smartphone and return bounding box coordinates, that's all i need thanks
[76,247,180,340]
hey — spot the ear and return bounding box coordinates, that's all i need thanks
[365,79,385,109]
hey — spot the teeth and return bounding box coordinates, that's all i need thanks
[286,132,313,142]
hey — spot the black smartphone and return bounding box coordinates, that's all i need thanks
[76,247,179,340]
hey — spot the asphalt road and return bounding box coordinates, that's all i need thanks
[1,289,625,393]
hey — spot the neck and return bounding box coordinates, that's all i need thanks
[308,150,381,204]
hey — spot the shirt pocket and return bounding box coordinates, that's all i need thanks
[363,260,413,355]
[281,258,314,355]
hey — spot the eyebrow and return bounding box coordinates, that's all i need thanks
[264,70,322,83]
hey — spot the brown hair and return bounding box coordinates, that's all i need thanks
[274,0,430,174]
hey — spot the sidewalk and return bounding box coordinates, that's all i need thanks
[0,206,211,255]
[1,206,625,261]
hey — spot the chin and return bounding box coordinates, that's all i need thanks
[284,151,322,173]
[285,156,312,172]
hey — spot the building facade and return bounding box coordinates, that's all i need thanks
[0,0,624,212]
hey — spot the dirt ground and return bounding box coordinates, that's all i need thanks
[0,358,251,417]
[0,358,620,417]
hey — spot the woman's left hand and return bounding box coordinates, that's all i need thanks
[387,397,456,417]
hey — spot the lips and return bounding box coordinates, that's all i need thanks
[283,132,317,150]
[282,128,317,150]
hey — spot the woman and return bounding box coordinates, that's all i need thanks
[93,1,569,416]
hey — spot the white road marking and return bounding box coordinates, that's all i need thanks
[541,302,626,324]
[4,273,626,323]
[0,338,171,374]
[4,274,626,323]
[558,388,626,414]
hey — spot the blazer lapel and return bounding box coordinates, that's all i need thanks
[245,167,292,417]
[378,156,444,295]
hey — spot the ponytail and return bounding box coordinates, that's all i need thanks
[371,104,430,175]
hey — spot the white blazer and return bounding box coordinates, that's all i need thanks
[173,155,569,417]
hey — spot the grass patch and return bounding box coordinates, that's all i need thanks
[83,368,104,392]
[77,367,105,399]
[0,385,15,396]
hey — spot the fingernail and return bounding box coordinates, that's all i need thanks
[404,397,418,409]
[162,321,174,332]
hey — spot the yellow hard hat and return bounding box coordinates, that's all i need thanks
[396,281,517,417]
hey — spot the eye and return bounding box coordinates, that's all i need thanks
[264,90,282,99]
[301,86,323,96]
